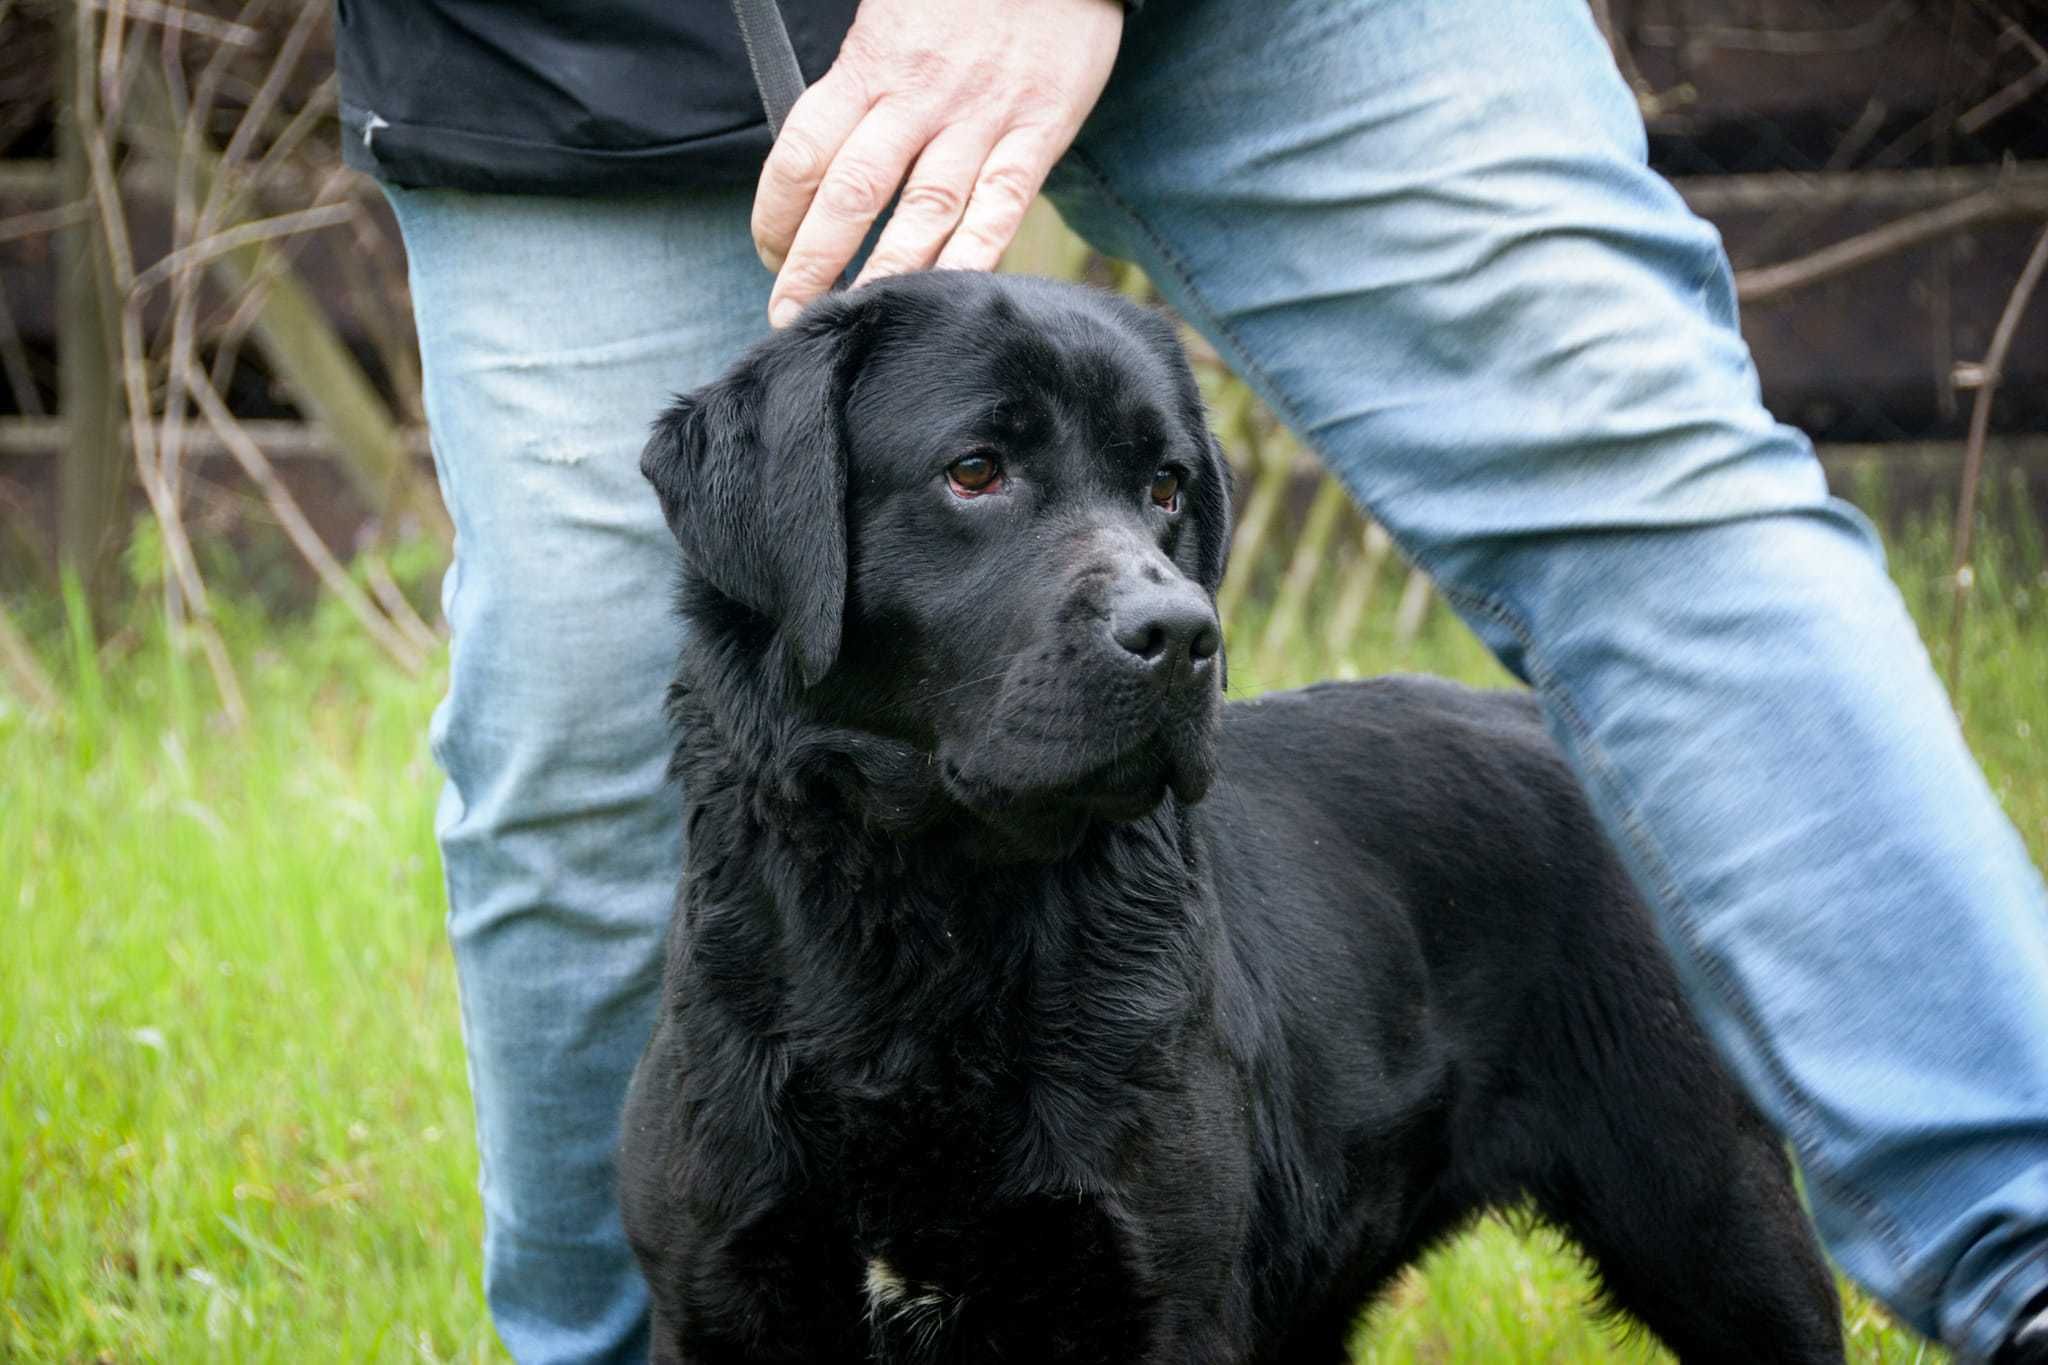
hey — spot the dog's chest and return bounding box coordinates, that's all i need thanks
[715,1026,1235,1363]
[669,844,1248,1360]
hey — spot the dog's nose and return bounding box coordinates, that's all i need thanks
[1111,582,1221,677]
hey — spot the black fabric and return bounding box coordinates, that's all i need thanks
[335,0,861,193]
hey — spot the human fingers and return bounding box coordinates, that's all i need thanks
[850,122,997,289]
[751,67,874,274]
[930,126,1057,274]
[766,104,934,325]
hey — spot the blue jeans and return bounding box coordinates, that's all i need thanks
[387,0,2048,1359]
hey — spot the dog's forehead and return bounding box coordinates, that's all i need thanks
[851,290,1182,455]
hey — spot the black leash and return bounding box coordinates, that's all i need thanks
[730,0,808,138]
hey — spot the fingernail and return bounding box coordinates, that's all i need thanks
[769,298,800,328]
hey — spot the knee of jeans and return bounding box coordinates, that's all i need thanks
[430,551,684,854]
[1435,498,1900,688]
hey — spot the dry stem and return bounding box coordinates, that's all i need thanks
[185,364,429,677]
[1948,219,2048,694]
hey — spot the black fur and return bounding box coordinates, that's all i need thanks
[621,272,1845,1364]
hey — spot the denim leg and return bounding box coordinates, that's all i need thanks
[386,186,769,1365]
[1058,0,2048,1353]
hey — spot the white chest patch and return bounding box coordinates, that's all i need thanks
[863,1257,958,1349]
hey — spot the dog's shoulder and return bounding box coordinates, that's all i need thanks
[1216,675,1565,819]
[1203,675,1621,949]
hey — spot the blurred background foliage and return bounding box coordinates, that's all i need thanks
[2,1,2046,1360]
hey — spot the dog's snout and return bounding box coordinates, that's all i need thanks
[1110,580,1221,677]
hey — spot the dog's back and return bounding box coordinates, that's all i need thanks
[1200,676,1843,1359]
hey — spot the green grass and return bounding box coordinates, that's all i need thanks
[2,602,489,1362]
[4,503,2043,1363]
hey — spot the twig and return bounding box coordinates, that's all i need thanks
[363,553,444,654]
[0,415,434,461]
[1736,186,2043,303]
[79,15,248,727]
[130,203,356,298]
[88,0,258,47]
[208,0,325,209]
[160,0,290,604]
[226,73,339,226]
[1636,0,1916,55]
[204,249,280,391]
[1679,165,2048,215]
[1929,1,1965,427]
[1947,219,2048,695]
[1740,100,1892,277]
[0,200,93,246]
[185,366,428,677]
[0,597,60,717]
[96,0,127,114]
[121,58,452,544]
[1958,30,2048,135]
[203,250,284,391]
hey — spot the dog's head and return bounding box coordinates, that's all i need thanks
[643,272,1231,854]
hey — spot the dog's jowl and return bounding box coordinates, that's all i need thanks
[618,272,1845,1364]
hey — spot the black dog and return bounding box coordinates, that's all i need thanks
[620,272,1845,1364]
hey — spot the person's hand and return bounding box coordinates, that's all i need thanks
[751,0,1124,326]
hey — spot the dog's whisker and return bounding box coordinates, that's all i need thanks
[907,654,1027,706]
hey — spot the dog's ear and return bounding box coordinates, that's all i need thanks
[1191,429,1235,597]
[1137,303,1234,597]
[1197,429,1236,692]
[641,297,873,687]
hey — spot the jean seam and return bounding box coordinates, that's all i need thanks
[1059,143,1920,1286]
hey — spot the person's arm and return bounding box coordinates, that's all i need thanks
[750,0,1125,327]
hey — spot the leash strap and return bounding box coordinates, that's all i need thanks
[729,0,808,138]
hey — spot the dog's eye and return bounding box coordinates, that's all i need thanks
[948,453,1003,496]
[1150,467,1182,512]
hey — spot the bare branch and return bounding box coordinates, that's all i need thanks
[0,416,433,462]
[88,0,259,47]
[1957,33,2048,135]
[79,9,247,725]
[1677,164,2048,215]
[129,202,355,297]
[1948,219,2048,694]
[209,0,325,196]
[1736,185,2048,303]
[185,366,429,677]
[364,553,445,654]
[0,200,92,246]
[1635,0,1917,55]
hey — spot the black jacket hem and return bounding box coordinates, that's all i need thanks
[341,102,775,195]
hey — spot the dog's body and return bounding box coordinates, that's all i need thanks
[620,273,1845,1363]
